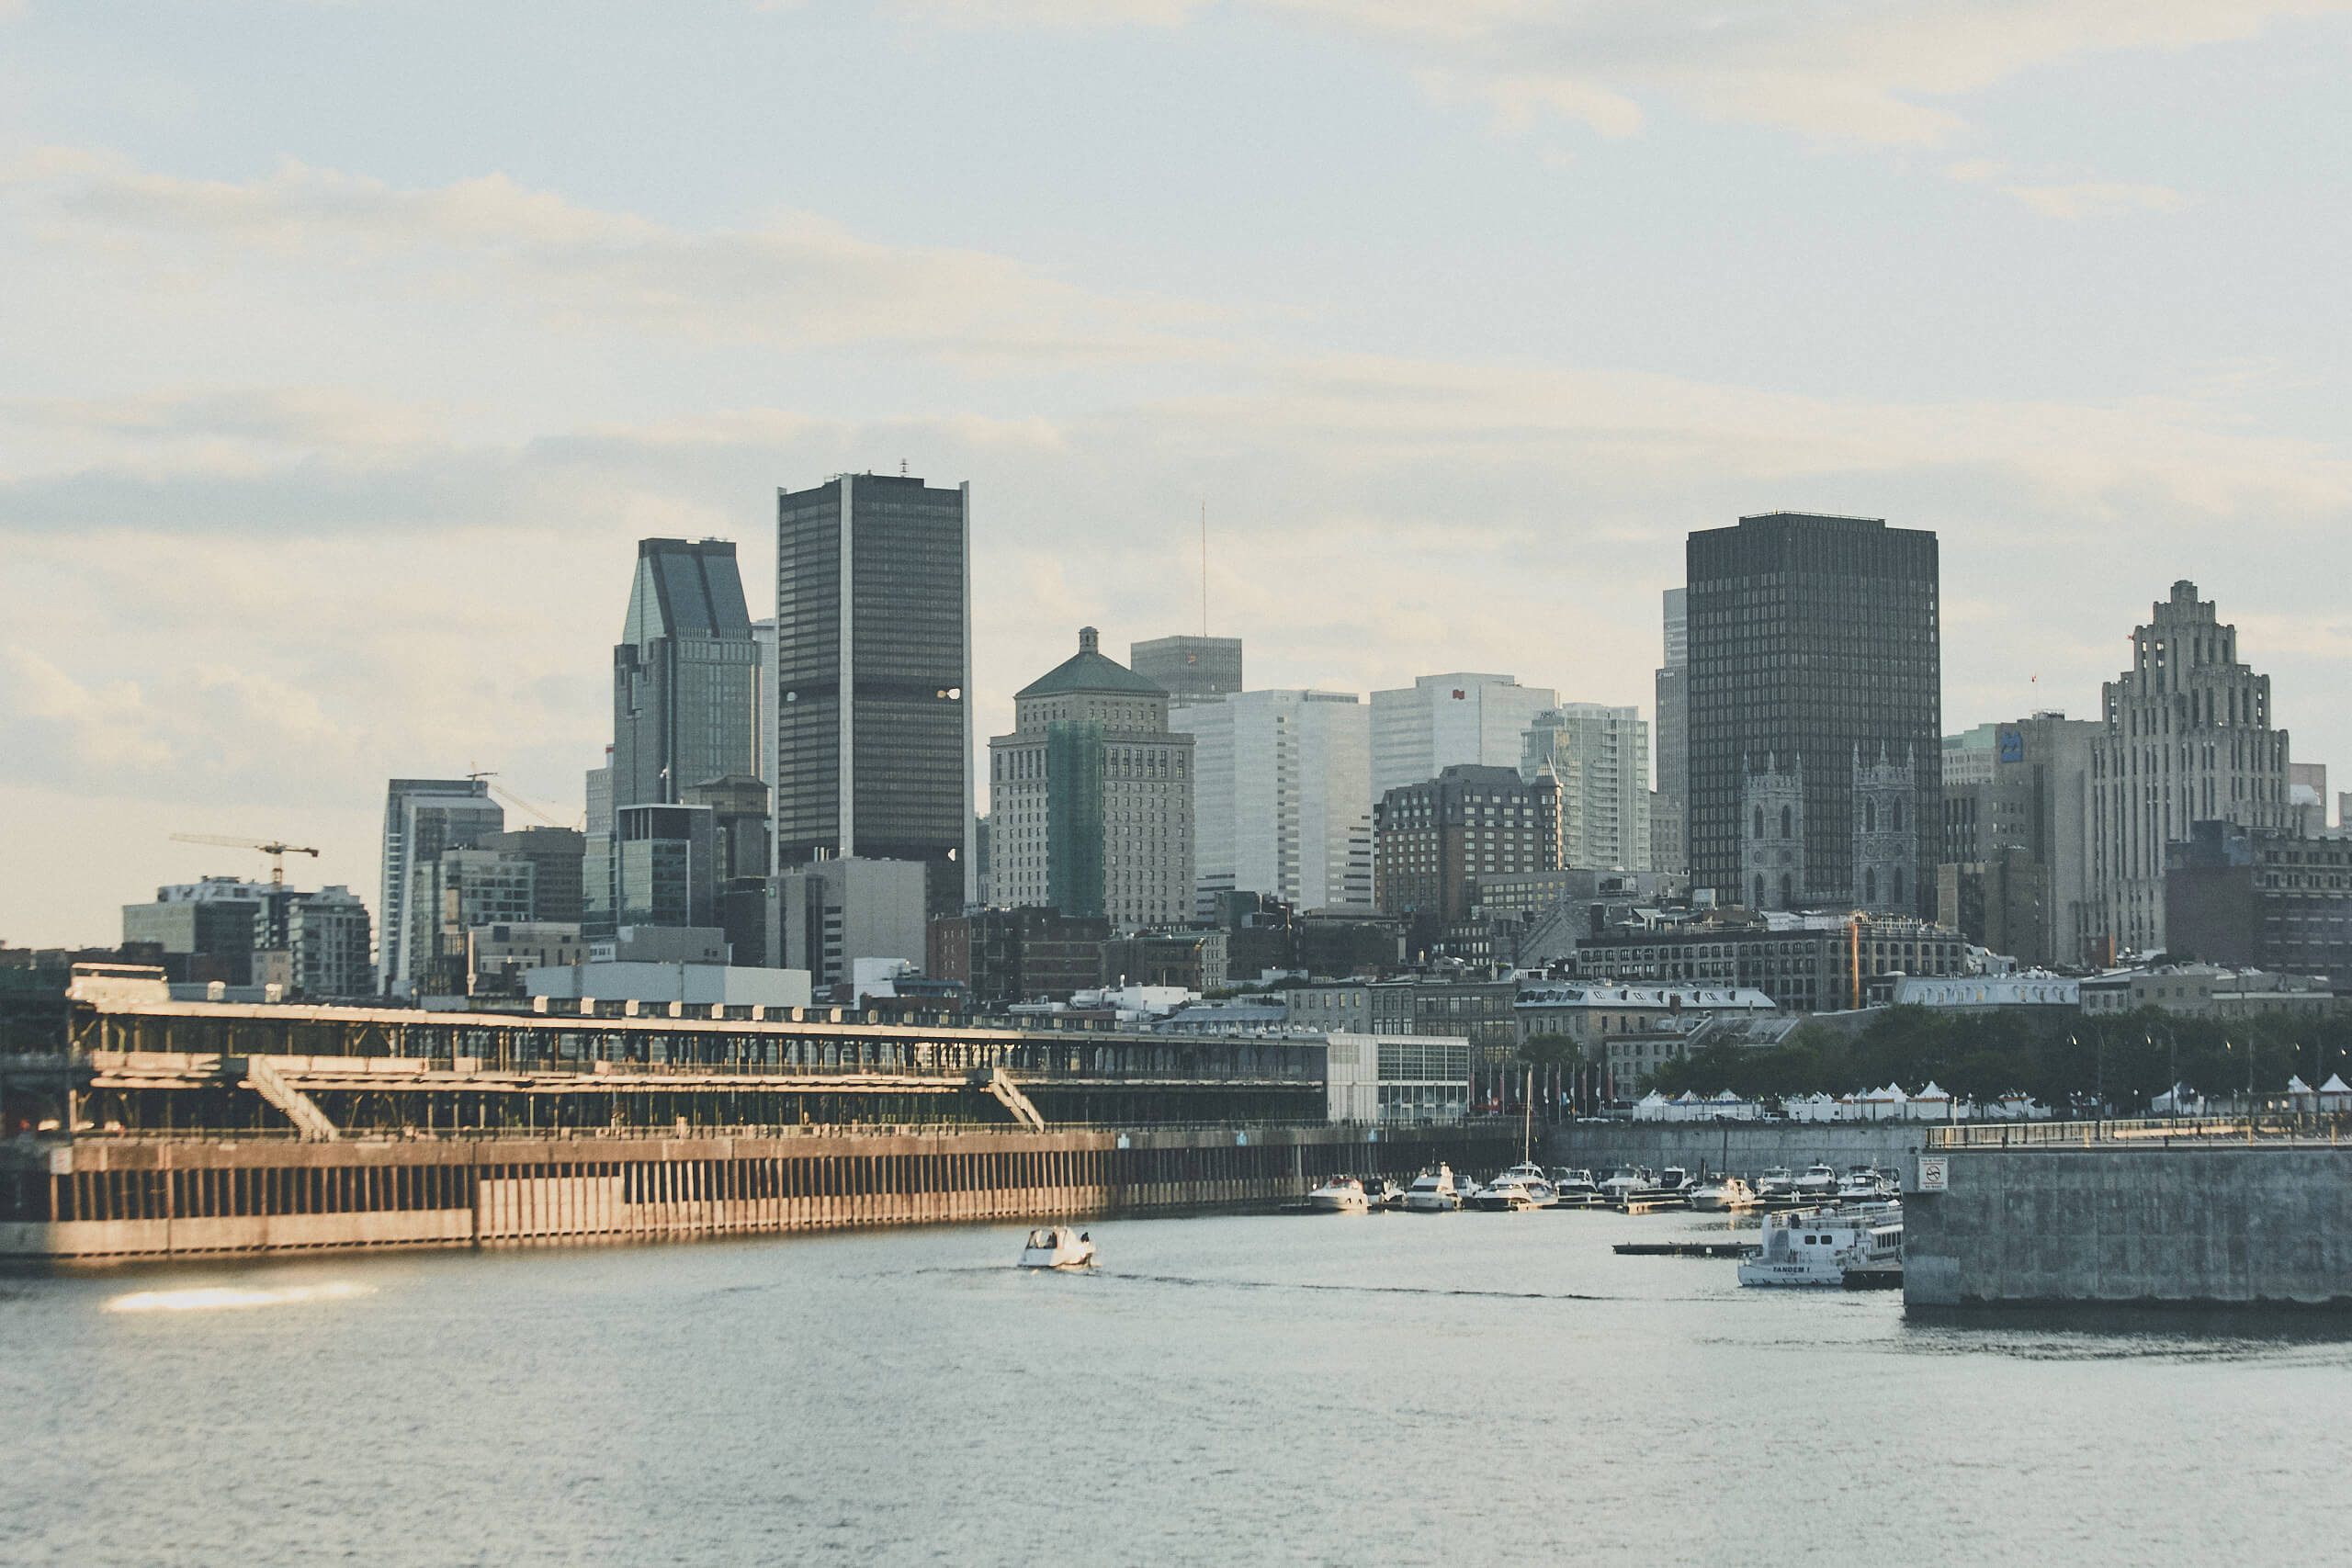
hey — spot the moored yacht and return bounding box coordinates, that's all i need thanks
[1307,1176,1372,1214]
[1403,1166,1464,1213]
[1835,1165,1895,1203]
[1468,1163,1558,1212]
[1736,1203,1902,1287]
[1599,1166,1654,1203]
[1792,1163,1839,1199]
[1690,1175,1757,1212]
[1548,1168,1602,1205]
[1756,1167,1797,1200]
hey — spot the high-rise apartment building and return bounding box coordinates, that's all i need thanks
[1686,513,1941,915]
[378,778,503,997]
[288,886,372,1000]
[1174,689,1374,919]
[774,474,973,917]
[1522,704,1650,871]
[988,628,1195,927]
[1373,764,1561,931]
[2088,581,2292,958]
[1131,636,1243,702]
[1370,674,1557,800]
[612,538,761,808]
[1653,588,1688,874]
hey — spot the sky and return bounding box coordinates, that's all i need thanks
[5,0,2352,945]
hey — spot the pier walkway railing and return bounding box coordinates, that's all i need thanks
[1928,1114,2350,1150]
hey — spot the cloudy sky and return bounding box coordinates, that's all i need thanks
[6,0,2351,945]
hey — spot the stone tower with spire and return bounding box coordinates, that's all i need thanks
[1851,743,1918,913]
[1741,753,1805,909]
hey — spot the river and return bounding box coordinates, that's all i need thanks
[6,1208,2348,1566]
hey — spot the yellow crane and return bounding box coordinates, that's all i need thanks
[170,834,322,886]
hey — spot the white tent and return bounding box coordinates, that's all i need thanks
[1711,1088,1758,1122]
[2319,1074,2352,1111]
[1633,1089,1672,1122]
[1860,1082,1909,1122]
[1906,1080,1953,1122]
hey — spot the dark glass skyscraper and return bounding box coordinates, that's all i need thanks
[774,474,973,916]
[613,538,761,807]
[1686,513,1941,916]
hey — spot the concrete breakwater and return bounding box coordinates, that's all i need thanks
[0,1122,1514,1264]
[1905,1143,2352,1307]
[1545,1121,1931,1179]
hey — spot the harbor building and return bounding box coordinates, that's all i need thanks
[1522,703,1650,872]
[2087,581,2293,960]
[1685,513,1941,916]
[774,473,974,918]
[988,629,1196,928]
[1370,673,1557,800]
[1131,635,1242,702]
[1175,688,1374,919]
[378,778,503,998]
[610,538,762,808]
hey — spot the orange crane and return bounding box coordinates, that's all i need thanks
[170,834,322,886]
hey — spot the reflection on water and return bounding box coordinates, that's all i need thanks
[104,1282,373,1314]
[6,1210,2350,1568]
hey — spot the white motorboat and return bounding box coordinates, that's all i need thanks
[1755,1167,1797,1200]
[1599,1166,1655,1203]
[1402,1165,1463,1213]
[1835,1165,1896,1203]
[1737,1203,1902,1287]
[1018,1225,1097,1269]
[1792,1163,1839,1199]
[1374,1179,1407,1210]
[1690,1175,1757,1212]
[1549,1168,1602,1205]
[1656,1166,1698,1196]
[1307,1176,1372,1214]
[1468,1163,1558,1212]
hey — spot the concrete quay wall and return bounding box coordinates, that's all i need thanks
[1545,1122,1931,1179]
[0,1122,1515,1264]
[1904,1145,2352,1307]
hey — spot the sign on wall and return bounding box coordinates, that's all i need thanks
[1916,1156,1950,1192]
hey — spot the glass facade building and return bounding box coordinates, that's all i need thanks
[612,538,761,809]
[1686,513,1941,915]
[774,475,973,918]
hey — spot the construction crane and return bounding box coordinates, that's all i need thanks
[170,834,322,886]
[468,769,586,831]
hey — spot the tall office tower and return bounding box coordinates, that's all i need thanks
[475,828,587,924]
[1370,673,1557,799]
[588,803,719,935]
[989,628,1195,926]
[1131,636,1243,702]
[377,778,503,997]
[1174,689,1373,919]
[774,473,973,918]
[1935,712,2100,967]
[1652,588,1689,874]
[750,618,777,784]
[1522,704,1651,870]
[612,538,762,808]
[1686,513,1941,915]
[2087,581,2292,959]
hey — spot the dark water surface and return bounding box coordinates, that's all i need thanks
[7,1209,2349,1566]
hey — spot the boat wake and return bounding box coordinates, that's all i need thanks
[105,1282,373,1314]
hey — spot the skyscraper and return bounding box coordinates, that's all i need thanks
[1686,513,1941,915]
[774,474,973,917]
[1369,673,1557,799]
[1131,636,1243,702]
[1652,588,1688,874]
[2087,581,2292,958]
[1522,704,1650,870]
[377,777,503,997]
[612,538,762,808]
[1174,688,1373,919]
[989,628,1195,926]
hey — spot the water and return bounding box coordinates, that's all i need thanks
[7,1209,2350,1567]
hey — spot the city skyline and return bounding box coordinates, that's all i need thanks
[10,5,2352,942]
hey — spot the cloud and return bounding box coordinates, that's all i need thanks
[2002,181,2192,219]
[3,152,1230,367]
[899,0,2352,144]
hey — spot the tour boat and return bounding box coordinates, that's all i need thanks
[1737,1203,1903,1287]
[1690,1175,1757,1212]
[1402,1166,1464,1213]
[1018,1226,1097,1269]
[1756,1167,1797,1200]
[1599,1166,1655,1203]
[1792,1164,1839,1199]
[1468,1163,1558,1212]
[1307,1176,1372,1214]
[1835,1165,1896,1203]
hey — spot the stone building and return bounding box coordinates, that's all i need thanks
[1740,754,1805,909]
[988,628,1195,927]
